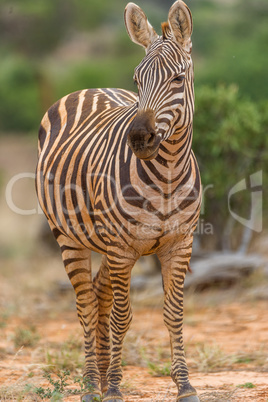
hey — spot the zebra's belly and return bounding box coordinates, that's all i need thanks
[81,207,195,255]
[43,173,200,255]
[51,206,188,254]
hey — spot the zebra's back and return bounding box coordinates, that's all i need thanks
[38,88,137,155]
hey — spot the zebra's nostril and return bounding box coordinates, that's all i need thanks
[147,133,155,146]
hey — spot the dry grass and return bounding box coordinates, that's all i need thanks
[12,326,40,348]
[187,342,268,373]
[43,336,84,373]
[232,346,268,371]
[190,342,232,372]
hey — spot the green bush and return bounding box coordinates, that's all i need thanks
[0,57,41,132]
[191,0,268,100]
[193,84,268,248]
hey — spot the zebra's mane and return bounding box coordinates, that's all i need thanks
[161,22,173,41]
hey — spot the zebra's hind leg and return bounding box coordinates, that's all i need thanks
[56,235,101,399]
[158,242,200,402]
[93,255,113,394]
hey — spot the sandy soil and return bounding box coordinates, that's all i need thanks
[0,303,267,401]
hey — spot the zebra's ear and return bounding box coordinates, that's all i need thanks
[168,0,193,53]
[124,3,158,52]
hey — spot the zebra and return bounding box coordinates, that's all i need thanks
[36,1,201,401]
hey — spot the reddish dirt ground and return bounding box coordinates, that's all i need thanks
[0,302,267,401]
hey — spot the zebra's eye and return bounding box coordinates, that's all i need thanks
[172,75,185,83]
[133,78,138,86]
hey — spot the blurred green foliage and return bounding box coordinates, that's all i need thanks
[193,84,267,245]
[191,0,268,100]
[0,0,267,132]
[0,57,40,131]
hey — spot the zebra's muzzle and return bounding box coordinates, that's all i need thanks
[126,110,161,160]
[127,130,161,160]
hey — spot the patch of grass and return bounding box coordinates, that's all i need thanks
[237,382,255,389]
[234,355,254,364]
[141,345,171,377]
[25,370,98,400]
[44,335,84,373]
[232,346,268,371]
[121,358,128,367]
[124,337,172,377]
[189,342,268,373]
[147,361,171,377]
[121,378,135,390]
[13,325,40,348]
[191,343,231,372]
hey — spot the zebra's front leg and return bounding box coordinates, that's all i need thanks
[158,244,200,402]
[93,256,113,394]
[103,253,135,402]
[59,238,102,402]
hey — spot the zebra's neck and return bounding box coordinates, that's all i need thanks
[149,124,192,169]
[161,123,192,164]
[135,124,193,193]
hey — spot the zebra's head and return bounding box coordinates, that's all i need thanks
[125,0,193,161]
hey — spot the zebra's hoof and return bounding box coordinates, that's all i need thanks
[102,387,124,402]
[102,399,123,402]
[177,394,200,402]
[81,392,102,401]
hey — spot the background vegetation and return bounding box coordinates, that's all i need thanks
[0,0,267,249]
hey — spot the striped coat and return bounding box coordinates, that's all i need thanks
[36,1,201,402]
